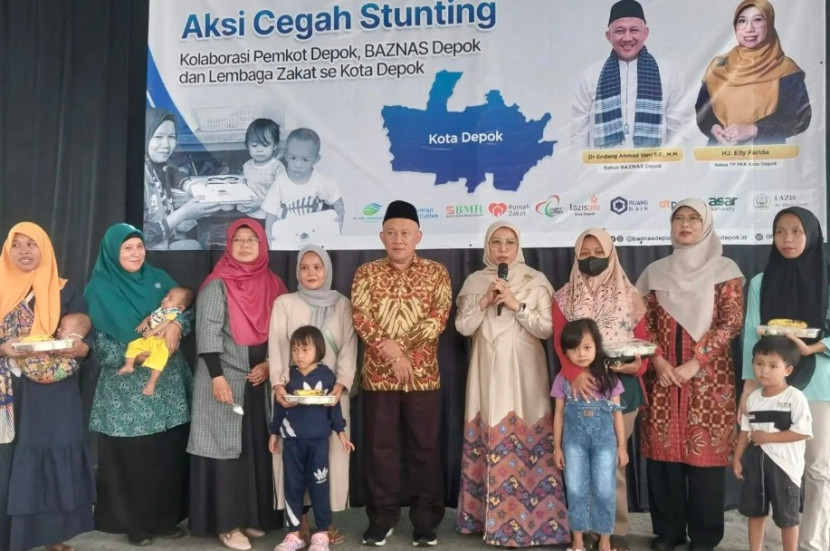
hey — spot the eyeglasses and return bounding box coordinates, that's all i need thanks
[232,238,260,245]
[735,16,766,29]
[672,215,703,224]
[489,239,518,248]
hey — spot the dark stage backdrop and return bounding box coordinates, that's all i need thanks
[0,0,825,513]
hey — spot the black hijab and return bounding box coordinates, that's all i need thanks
[760,207,829,389]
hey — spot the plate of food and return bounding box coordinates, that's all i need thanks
[12,337,75,353]
[603,339,657,363]
[285,390,338,406]
[757,319,820,339]
[188,175,257,204]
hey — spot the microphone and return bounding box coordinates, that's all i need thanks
[497,262,508,316]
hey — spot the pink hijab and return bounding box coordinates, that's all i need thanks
[555,228,645,343]
[200,219,286,345]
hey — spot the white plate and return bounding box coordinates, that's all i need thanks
[757,325,820,338]
[12,339,74,352]
[285,395,338,406]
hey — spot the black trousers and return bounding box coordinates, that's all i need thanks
[647,459,725,548]
[362,390,444,530]
[284,438,331,532]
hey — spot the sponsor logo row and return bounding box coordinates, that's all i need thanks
[354,193,812,222]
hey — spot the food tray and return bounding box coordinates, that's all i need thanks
[757,325,820,338]
[603,339,657,361]
[285,394,338,406]
[188,176,256,204]
[12,339,74,352]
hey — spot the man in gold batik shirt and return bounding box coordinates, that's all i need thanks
[351,200,451,547]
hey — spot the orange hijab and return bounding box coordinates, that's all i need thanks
[703,0,801,127]
[0,222,66,336]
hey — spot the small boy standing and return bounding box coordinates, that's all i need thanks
[734,336,813,551]
[118,286,194,395]
[262,128,345,239]
[270,325,353,551]
[238,118,283,218]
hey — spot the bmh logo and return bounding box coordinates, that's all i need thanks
[610,197,629,215]
[535,195,564,217]
[753,194,770,210]
[488,202,508,217]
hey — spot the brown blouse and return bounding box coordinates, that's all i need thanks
[640,278,744,467]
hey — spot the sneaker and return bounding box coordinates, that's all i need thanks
[274,532,306,551]
[309,531,330,551]
[219,529,252,551]
[362,525,393,546]
[412,527,437,547]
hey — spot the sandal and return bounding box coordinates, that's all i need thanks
[610,535,629,551]
[583,533,600,550]
[328,524,346,545]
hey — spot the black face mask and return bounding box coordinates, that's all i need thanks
[578,257,609,277]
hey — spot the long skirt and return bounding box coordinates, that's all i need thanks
[189,380,281,536]
[0,375,95,551]
[94,423,190,535]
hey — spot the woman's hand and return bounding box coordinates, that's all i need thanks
[479,280,500,311]
[58,335,90,359]
[247,361,269,386]
[572,371,598,402]
[161,322,182,355]
[179,198,222,219]
[612,354,642,376]
[674,358,701,384]
[785,333,813,356]
[711,124,730,145]
[722,123,757,144]
[212,376,233,404]
[654,356,681,387]
[327,383,345,403]
[739,380,757,416]
[0,338,23,358]
[492,279,520,312]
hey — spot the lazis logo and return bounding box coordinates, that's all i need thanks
[535,195,564,217]
[753,194,771,210]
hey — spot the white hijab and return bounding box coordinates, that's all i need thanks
[635,198,743,341]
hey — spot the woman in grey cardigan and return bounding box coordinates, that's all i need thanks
[187,219,287,551]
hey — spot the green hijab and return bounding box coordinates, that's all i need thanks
[84,223,178,342]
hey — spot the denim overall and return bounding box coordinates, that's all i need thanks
[561,379,623,534]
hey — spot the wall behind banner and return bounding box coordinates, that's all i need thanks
[0,0,826,513]
[143,0,825,250]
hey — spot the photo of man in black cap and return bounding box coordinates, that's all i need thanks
[350,200,452,547]
[571,0,691,150]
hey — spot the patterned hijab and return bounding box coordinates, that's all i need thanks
[84,223,177,343]
[555,228,645,343]
[296,245,342,330]
[636,198,744,341]
[200,218,286,345]
[458,221,554,341]
[0,222,66,336]
[703,0,801,127]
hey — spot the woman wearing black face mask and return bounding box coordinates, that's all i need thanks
[552,228,648,551]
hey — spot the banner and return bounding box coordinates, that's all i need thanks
[145,0,826,250]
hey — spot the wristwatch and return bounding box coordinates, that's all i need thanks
[518,302,527,313]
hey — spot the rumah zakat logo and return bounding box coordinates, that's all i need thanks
[488,202,508,217]
[535,195,564,217]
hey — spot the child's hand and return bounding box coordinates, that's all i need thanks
[338,432,355,453]
[269,434,281,454]
[732,459,744,480]
[750,429,770,446]
[136,320,150,334]
[554,448,565,471]
[617,449,629,468]
[334,213,344,232]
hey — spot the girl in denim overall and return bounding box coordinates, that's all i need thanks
[552,319,628,551]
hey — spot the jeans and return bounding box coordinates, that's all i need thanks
[562,389,619,534]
